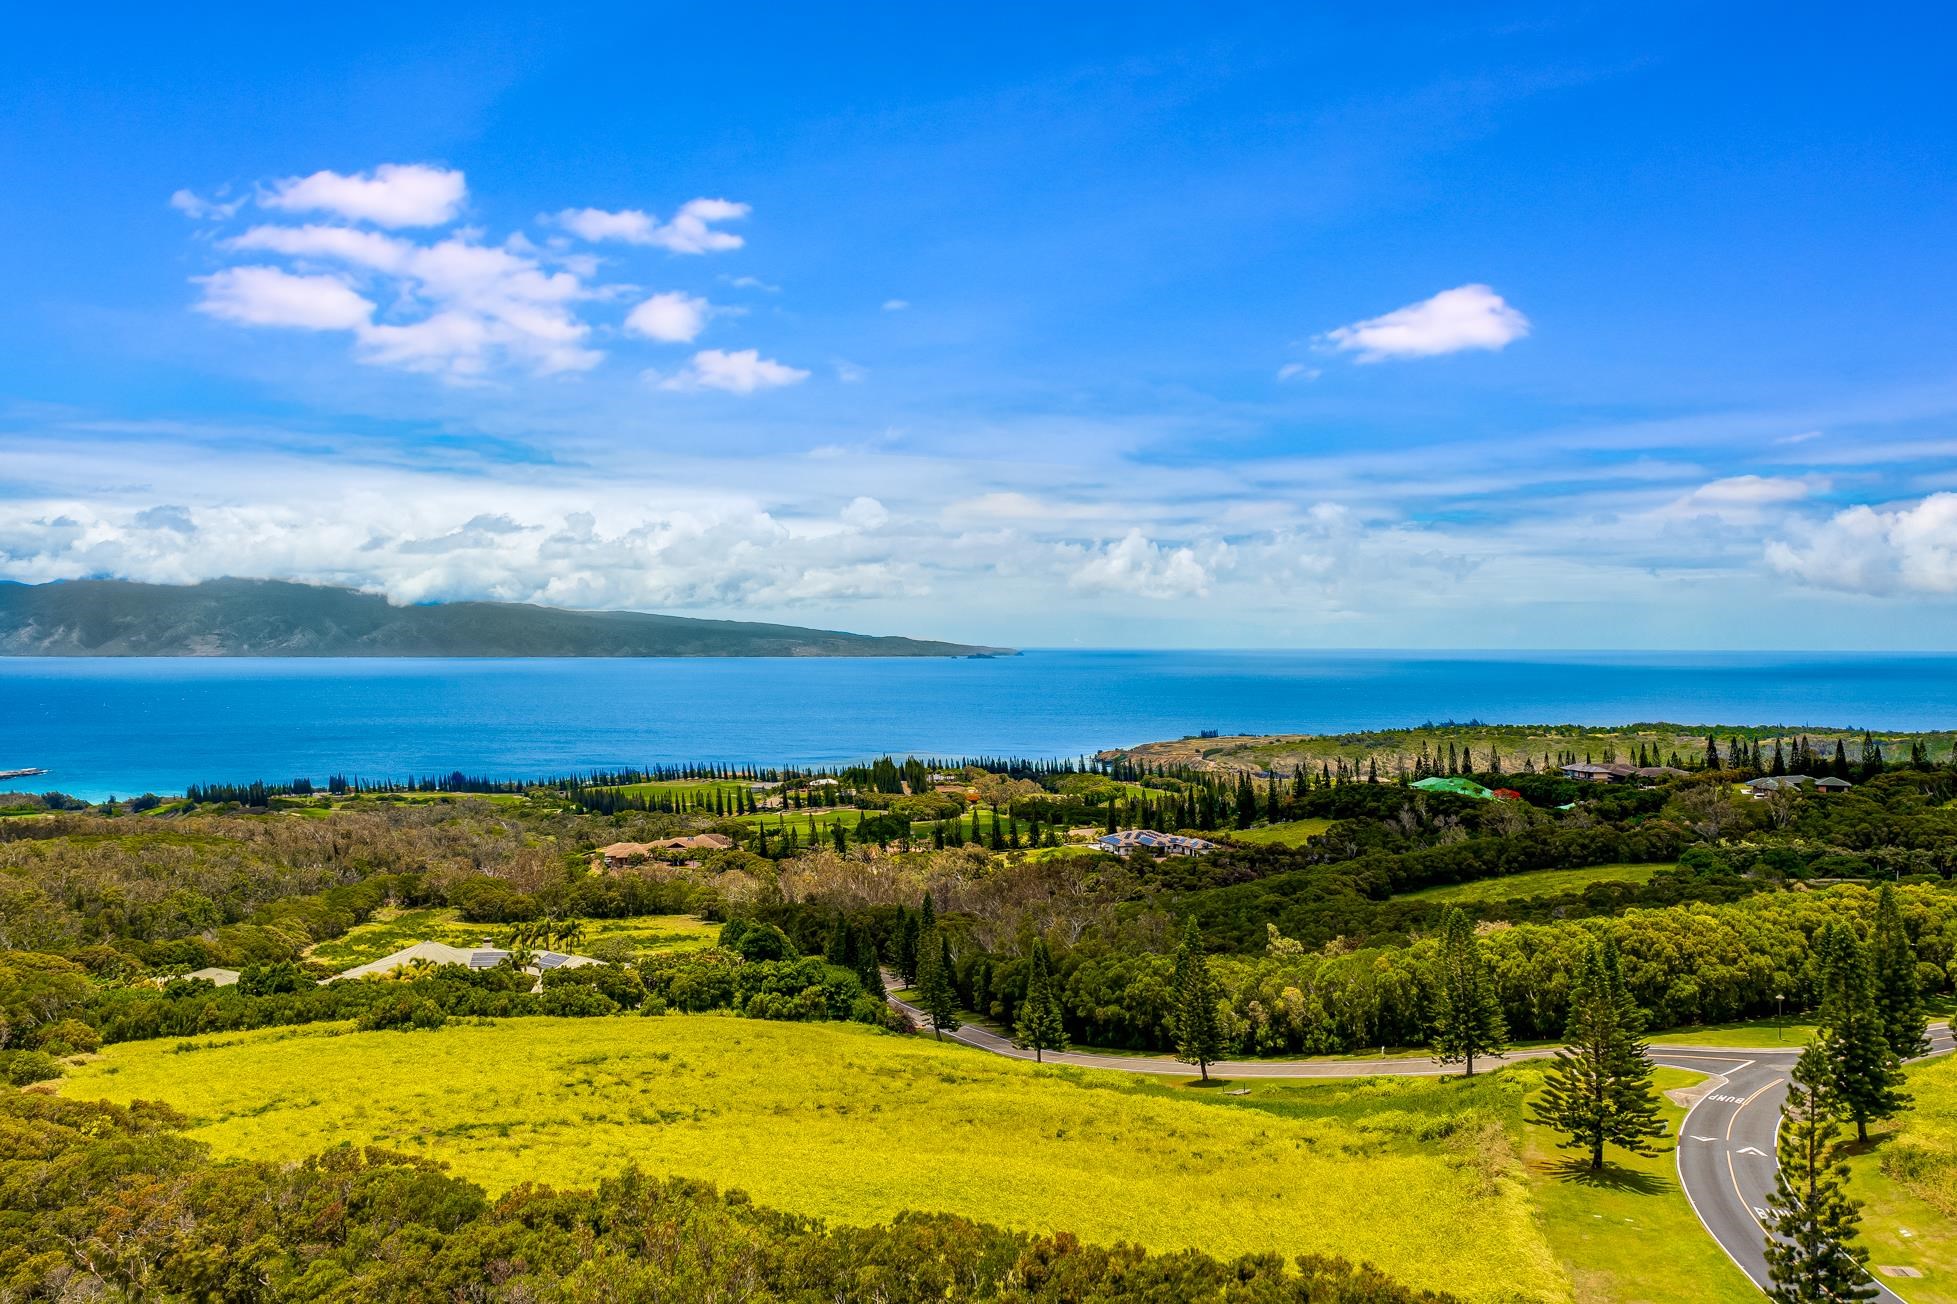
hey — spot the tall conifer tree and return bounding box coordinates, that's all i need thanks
[894,906,920,986]
[851,930,886,1002]
[915,928,961,1040]
[1013,939,1069,1063]
[1171,920,1226,1081]
[1871,885,1930,1060]
[1764,1044,1876,1303]
[1531,938,1666,1170]
[1817,923,1908,1142]
[1430,907,1508,1076]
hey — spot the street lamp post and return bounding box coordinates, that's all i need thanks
[1776,992,1784,1040]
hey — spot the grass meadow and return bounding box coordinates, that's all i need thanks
[1851,1051,1957,1301]
[62,1017,1570,1303]
[304,909,718,969]
[1224,818,1336,847]
[1400,863,1673,904]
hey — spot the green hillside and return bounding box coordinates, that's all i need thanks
[0,578,1011,657]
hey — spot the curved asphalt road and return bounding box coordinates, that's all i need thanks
[887,982,1951,1297]
[1660,1026,1954,1301]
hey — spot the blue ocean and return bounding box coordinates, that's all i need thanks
[5,651,1957,800]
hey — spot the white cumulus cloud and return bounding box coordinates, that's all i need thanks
[625,291,711,343]
[193,266,376,331]
[221,223,597,378]
[1069,529,1218,599]
[661,348,810,394]
[1767,493,1957,595]
[1318,284,1529,362]
[260,163,467,228]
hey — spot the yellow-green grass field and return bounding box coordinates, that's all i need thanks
[1401,863,1673,904]
[304,908,718,969]
[1520,1066,1757,1304]
[62,1018,1570,1303]
[1223,818,1336,847]
[1849,1051,1957,1301]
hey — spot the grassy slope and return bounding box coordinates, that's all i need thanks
[1520,1065,1757,1304]
[1851,1052,1957,1300]
[1401,863,1672,904]
[1111,724,1952,776]
[62,1018,1569,1304]
[303,909,718,969]
[1225,818,1336,847]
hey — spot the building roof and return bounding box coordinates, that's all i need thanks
[1815,776,1854,788]
[597,841,653,860]
[1094,828,1218,854]
[183,967,241,986]
[648,833,736,851]
[1560,762,1636,778]
[330,940,601,981]
[1412,776,1498,799]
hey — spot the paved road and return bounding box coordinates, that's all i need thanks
[1658,1025,1954,1301]
[888,983,1951,1297]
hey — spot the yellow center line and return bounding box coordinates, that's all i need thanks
[1725,1076,1783,1231]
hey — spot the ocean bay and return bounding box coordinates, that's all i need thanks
[7,650,1957,800]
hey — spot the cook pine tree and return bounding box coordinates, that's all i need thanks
[915,926,961,1041]
[1870,886,1930,1060]
[894,907,920,986]
[1430,907,1508,1077]
[1817,922,1908,1142]
[1764,1043,1876,1304]
[1172,920,1226,1081]
[1531,937,1666,1170]
[1013,938,1069,1063]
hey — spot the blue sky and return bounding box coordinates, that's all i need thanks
[4,4,1956,648]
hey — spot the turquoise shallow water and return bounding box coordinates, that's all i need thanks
[4,650,1956,800]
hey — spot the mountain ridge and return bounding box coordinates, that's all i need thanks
[0,579,1014,658]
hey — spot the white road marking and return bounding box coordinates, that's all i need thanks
[1725,1077,1784,1233]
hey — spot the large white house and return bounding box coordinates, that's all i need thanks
[331,940,601,981]
[1094,829,1218,858]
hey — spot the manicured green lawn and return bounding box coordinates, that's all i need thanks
[1401,863,1674,904]
[1648,1006,1952,1050]
[1225,818,1335,846]
[1648,1017,1818,1048]
[1520,1065,1758,1304]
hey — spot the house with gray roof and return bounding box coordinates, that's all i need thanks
[1094,829,1218,858]
[330,940,601,982]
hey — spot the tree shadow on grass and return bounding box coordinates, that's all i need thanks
[1543,1157,1670,1194]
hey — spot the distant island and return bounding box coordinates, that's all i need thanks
[0,578,1015,658]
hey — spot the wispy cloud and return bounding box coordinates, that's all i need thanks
[552,199,749,253]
